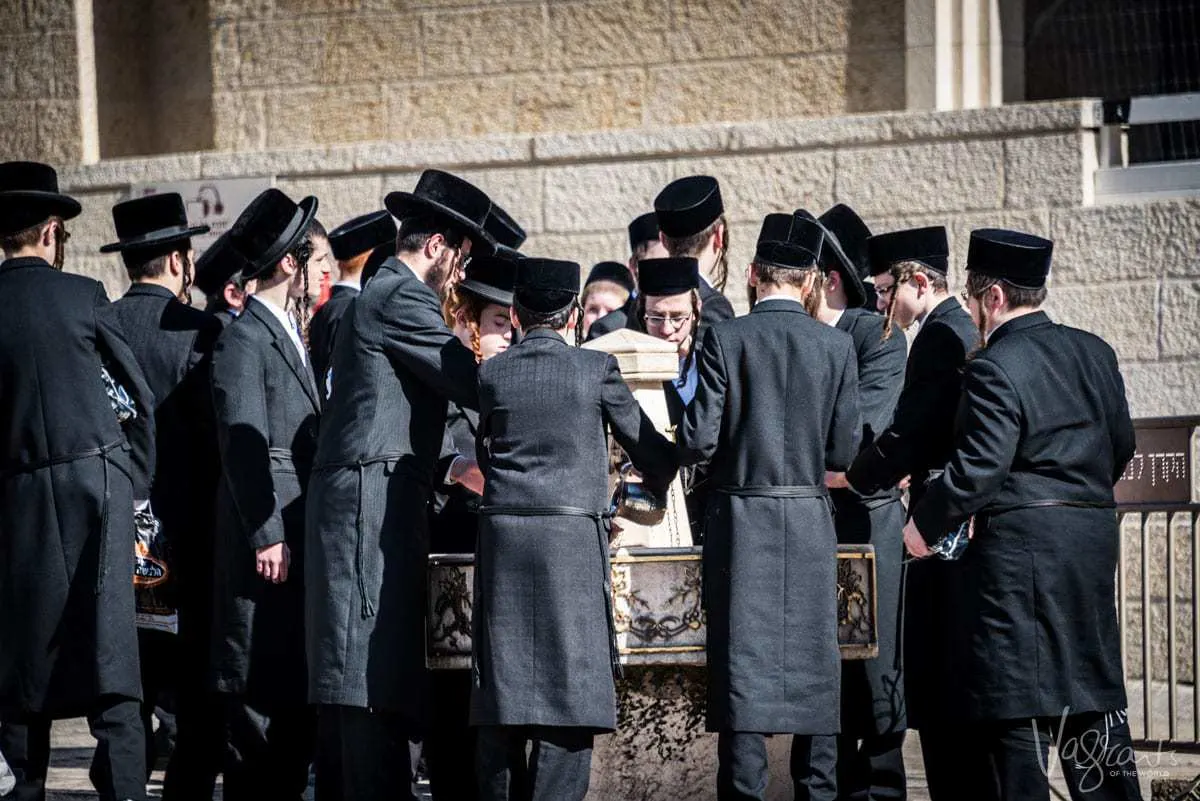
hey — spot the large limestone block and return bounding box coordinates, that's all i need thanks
[668,0,818,60]
[835,139,1004,217]
[233,19,328,88]
[547,0,669,70]
[213,90,266,152]
[812,0,905,52]
[421,5,544,77]
[322,14,420,85]
[516,69,647,134]
[0,101,38,161]
[543,161,670,233]
[275,174,386,230]
[266,85,385,147]
[1004,133,1083,208]
[456,167,543,233]
[1049,200,1200,284]
[520,231,628,268]
[647,60,781,128]
[674,152,836,224]
[1044,282,1159,362]
[386,76,518,139]
[1161,281,1200,359]
[65,188,124,254]
[1121,363,1200,419]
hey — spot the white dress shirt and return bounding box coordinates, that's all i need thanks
[252,296,307,363]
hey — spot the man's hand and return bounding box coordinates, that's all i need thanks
[897,475,912,491]
[903,519,932,560]
[256,542,290,584]
[449,457,485,496]
[824,471,849,490]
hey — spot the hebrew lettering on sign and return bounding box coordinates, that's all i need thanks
[1120,451,1187,486]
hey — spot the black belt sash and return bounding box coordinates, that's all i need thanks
[716,484,828,499]
[479,504,622,681]
[982,498,1117,515]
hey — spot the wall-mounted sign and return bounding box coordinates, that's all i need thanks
[1114,419,1196,505]
[130,177,273,255]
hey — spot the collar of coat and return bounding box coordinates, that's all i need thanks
[986,310,1051,347]
[520,328,568,345]
[926,295,965,325]
[123,282,177,301]
[0,256,52,272]
[750,295,810,316]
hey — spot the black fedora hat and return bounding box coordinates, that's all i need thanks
[795,209,867,308]
[585,261,635,293]
[484,203,526,252]
[515,258,580,314]
[637,257,700,297]
[384,169,495,252]
[966,228,1053,289]
[226,188,319,281]
[819,205,872,278]
[328,210,395,262]
[0,161,82,236]
[194,230,248,296]
[866,226,949,277]
[654,175,723,239]
[627,211,660,252]
[460,252,518,307]
[100,193,209,254]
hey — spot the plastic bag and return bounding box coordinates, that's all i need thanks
[133,501,177,634]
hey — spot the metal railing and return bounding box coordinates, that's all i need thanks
[1087,92,1200,204]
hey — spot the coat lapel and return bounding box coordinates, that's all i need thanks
[248,301,320,411]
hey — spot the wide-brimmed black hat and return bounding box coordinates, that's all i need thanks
[0,161,82,236]
[627,211,660,252]
[361,242,392,285]
[484,203,526,253]
[384,169,495,253]
[585,261,635,293]
[226,188,319,281]
[194,230,248,296]
[866,226,949,277]
[637,257,699,296]
[460,252,518,306]
[654,175,723,239]
[514,258,580,314]
[966,228,1053,289]
[329,210,395,262]
[819,205,872,278]
[794,209,867,308]
[99,193,209,255]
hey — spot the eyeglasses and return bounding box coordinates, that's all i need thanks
[644,313,693,329]
[874,279,904,298]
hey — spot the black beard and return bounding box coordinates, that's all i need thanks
[425,248,455,296]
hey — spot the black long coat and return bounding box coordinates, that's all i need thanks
[308,283,358,405]
[429,403,481,556]
[678,298,861,734]
[0,257,155,718]
[210,298,320,705]
[305,258,478,724]
[470,329,677,731]
[109,284,222,632]
[699,281,736,326]
[830,307,907,737]
[845,296,978,729]
[912,311,1135,721]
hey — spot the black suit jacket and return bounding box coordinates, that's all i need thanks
[0,257,154,716]
[109,283,222,612]
[210,297,320,703]
[699,281,736,326]
[308,283,358,404]
[846,296,979,497]
[911,311,1135,720]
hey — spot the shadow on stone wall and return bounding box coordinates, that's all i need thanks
[844,0,907,113]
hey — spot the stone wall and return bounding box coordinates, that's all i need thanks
[0,0,83,163]
[57,100,1200,420]
[207,0,908,151]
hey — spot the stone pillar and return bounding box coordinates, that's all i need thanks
[583,327,693,548]
[906,0,1023,110]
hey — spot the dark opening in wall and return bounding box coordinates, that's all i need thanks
[94,0,214,158]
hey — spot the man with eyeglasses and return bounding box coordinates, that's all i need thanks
[825,225,983,800]
[636,256,710,542]
[0,161,155,801]
[306,170,496,801]
[904,229,1140,801]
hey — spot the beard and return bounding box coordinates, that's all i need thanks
[425,247,457,297]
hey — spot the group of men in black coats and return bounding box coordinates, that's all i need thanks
[0,157,1142,801]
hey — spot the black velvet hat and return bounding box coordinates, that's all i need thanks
[754,216,823,270]
[627,211,660,252]
[637,257,700,296]
[328,210,395,262]
[585,261,635,293]
[0,161,82,236]
[654,175,723,239]
[819,205,872,279]
[226,188,319,281]
[194,230,248,296]
[514,258,580,314]
[484,203,526,253]
[866,226,949,277]
[100,193,209,255]
[361,242,392,285]
[794,209,867,308]
[757,212,802,246]
[384,169,495,253]
[966,228,1053,289]
[459,251,518,306]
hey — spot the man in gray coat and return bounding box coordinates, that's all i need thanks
[305,170,495,801]
[678,225,861,801]
[471,257,677,801]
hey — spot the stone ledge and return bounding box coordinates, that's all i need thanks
[54,101,1088,187]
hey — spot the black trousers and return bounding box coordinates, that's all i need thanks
[977,711,1143,801]
[314,704,421,801]
[477,725,592,801]
[716,731,837,801]
[222,696,314,801]
[919,723,997,801]
[0,696,146,801]
[136,629,177,777]
[827,731,906,801]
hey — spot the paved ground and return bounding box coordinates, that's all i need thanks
[20,718,1192,799]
